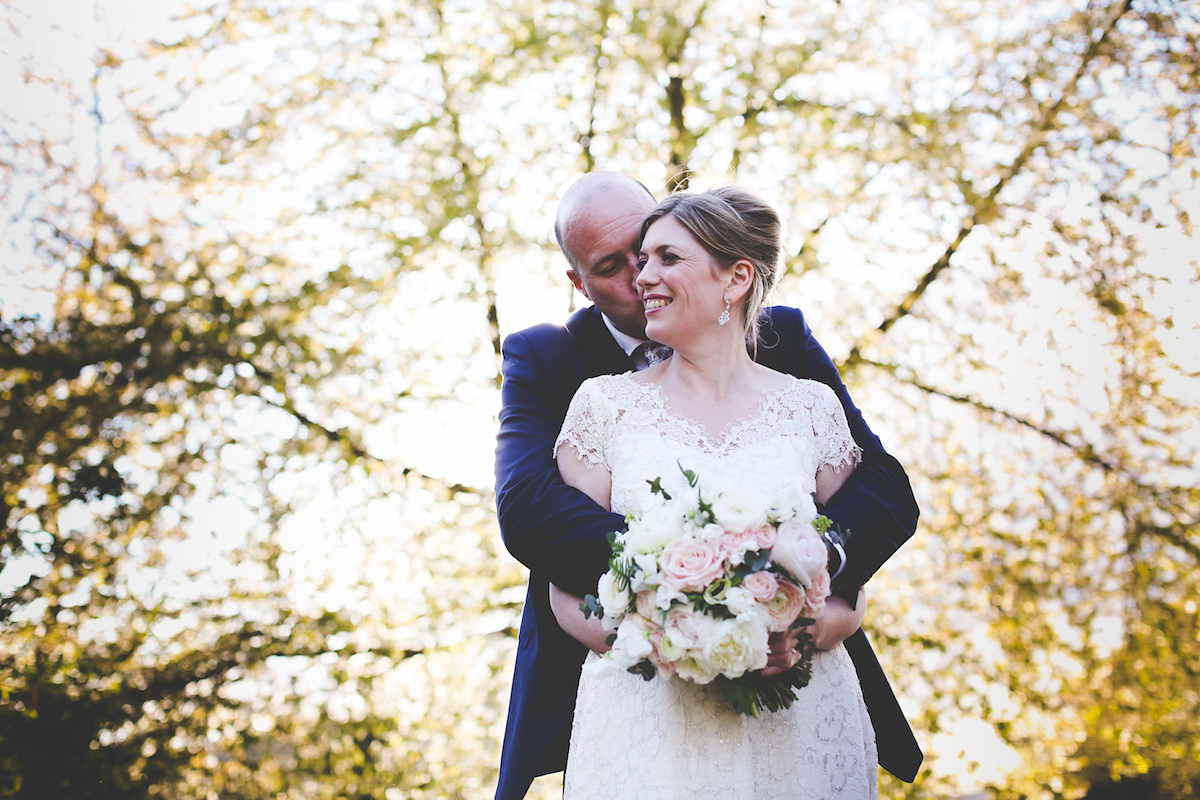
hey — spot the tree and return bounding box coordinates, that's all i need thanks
[2,0,1196,797]
[1,1,516,795]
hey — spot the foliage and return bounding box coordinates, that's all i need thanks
[1,0,1197,798]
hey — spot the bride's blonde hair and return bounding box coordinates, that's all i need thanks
[637,185,782,354]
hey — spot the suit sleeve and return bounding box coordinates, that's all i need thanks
[768,308,919,599]
[494,330,625,596]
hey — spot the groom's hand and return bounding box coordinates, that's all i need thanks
[807,588,868,651]
[762,588,868,675]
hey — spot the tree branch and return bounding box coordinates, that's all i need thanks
[843,0,1136,372]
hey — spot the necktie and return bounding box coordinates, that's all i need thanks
[632,342,672,370]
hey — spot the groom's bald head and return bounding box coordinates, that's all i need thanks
[554,172,657,339]
[555,172,655,270]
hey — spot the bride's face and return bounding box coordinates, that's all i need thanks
[636,215,729,348]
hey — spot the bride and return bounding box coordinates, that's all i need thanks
[549,186,879,798]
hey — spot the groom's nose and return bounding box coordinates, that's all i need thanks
[623,257,643,287]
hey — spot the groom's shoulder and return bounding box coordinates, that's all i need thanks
[759,304,808,330]
[505,307,600,351]
[757,304,812,349]
[501,307,608,376]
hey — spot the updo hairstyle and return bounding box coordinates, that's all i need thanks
[637,185,782,352]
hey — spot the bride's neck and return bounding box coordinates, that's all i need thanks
[663,336,759,401]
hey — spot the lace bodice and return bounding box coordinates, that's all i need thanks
[556,373,861,516]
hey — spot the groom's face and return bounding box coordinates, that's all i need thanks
[566,187,655,340]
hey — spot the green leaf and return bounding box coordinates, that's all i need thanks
[580,594,604,620]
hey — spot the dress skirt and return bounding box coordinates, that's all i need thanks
[563,646,878,800]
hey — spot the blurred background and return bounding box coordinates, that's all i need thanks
[1,0,1196,797]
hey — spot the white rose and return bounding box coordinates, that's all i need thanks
[709,487,770,531]
[626,503,687,552]
[596,571,631,627]
[657,629,687,663]
[693,521,726,543]
[701,617,769,679]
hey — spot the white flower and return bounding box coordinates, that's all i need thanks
[597,571,631,627]
[629,552,661,592]
[657,629,687,663]
[795,491,818,522]
[770,485,818,524]
[655,583,688,610]
[625,502,687,552]
[693,521,726,543]
[608,616,655,669]
[709,487,770,531]
[722,585,760,619]
[701,617,769,679]
[674,653,722,684]
[588,658,623,679]
[662,472,703,506]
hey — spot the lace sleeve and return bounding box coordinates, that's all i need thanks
[554,378,612,470]
[810,383,862,473]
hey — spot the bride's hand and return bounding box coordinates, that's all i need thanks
[762,628,802,676]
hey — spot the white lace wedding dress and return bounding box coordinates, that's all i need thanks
[555,372,879,800]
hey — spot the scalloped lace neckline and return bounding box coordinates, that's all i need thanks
[621,374,793,455]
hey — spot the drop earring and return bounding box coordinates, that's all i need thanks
[717,297,731,326]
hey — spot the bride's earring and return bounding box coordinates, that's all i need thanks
[717,297,731,326]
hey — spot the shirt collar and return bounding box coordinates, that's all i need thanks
[601,313,647,356]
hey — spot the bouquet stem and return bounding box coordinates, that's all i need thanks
[716,658,815,717]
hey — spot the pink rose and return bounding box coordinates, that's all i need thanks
[751,524,777,549]
[741,570,780,603]
[664,607,713,649]
[804,568,831,616]
[635,590,661,625]
[647,631,677,679]
[718,529,760,560]
[764,580,808,632]
[660,536,726,592]
[771,520,827,588]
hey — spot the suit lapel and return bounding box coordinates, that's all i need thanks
[566,306,633,380]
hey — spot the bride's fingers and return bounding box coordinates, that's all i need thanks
[763,630,802,675]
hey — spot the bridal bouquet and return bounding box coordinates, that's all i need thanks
[581,465,848,717]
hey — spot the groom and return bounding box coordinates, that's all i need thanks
[494,172,922,799]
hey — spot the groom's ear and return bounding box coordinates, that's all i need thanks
[567,269,590,299]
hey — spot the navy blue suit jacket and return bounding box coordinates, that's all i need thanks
[494,305,922,799]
